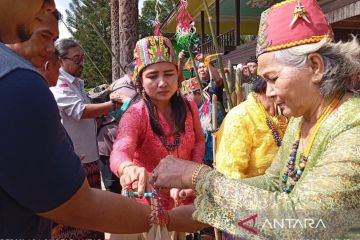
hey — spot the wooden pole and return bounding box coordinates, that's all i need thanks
[202,0,234,109]
[235,0,241,46]
[211,94,222,240]
[201,11,205,54]
[235,67,243,105]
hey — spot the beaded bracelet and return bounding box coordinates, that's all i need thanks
[191,164,208,190]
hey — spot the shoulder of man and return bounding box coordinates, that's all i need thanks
[0,43,39,79]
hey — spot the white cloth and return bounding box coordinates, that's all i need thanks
[50,68,99,163]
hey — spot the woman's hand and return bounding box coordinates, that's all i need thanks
[151,155,200,189]
[119,165,150,197]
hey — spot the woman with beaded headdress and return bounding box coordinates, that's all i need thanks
[109,35,205,239]
[152,0,360,239]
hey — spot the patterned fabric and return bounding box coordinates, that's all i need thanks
[133,36,176,81]
[110,98,205,209]
[53,161,104,240]
[215,93,287,179]
[256,0,333,57]
[193,95,360,239]
[181,78,201,95]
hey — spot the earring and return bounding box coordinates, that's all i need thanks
[177,88,180,96]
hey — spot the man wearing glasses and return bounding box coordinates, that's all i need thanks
[50,38,122,238]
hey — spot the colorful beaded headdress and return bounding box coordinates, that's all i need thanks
[182,78,200,94]
[133,36,177,81]
[256,0,333,57]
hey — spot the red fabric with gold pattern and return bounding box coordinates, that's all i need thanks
[256,0,333,57]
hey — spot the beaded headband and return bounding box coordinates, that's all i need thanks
[133,36,177,82]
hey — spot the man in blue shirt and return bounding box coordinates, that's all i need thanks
[0,1,158,238]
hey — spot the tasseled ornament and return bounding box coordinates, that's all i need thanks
[176,0,196,48]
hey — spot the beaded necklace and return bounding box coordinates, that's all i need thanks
[281,97,342,193]
[146,98,181,151]
[256,95,285,147]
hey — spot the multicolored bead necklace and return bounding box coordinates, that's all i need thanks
[282,97,342,193]
[256,94,285,147]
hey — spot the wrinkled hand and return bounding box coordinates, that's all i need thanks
[170,188,194,201]
[120,165,150,197]
[151,155,199,189]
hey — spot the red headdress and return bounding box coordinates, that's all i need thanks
[256,0,333,57]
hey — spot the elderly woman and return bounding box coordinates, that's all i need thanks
[153,0,360,239]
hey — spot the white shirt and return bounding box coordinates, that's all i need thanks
[50,68,99,163]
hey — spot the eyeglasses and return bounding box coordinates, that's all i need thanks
[63,55,85,65]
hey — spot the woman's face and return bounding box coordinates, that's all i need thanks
[141,62,178,103]
[190,89,203,107]
[258,52,321,118]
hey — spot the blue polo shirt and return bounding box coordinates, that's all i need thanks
[0,47,85,238]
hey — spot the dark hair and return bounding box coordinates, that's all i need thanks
[49,49,60,63]
[136,70,187,136]
[252,76,267,94]
[126,62,135,73]
[145,94,187,136]
[53,9,62,21]
[246,56,258,65]
[55,38,81,58]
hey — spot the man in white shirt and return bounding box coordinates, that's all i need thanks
[50,38,122,239]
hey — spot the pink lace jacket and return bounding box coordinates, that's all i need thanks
[110,98,205,209]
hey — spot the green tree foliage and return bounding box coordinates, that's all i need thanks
[139,0,176,38]
[65,0,111,88]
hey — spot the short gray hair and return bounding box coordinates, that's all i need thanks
[274,36,360,98]
[55,38,81,58]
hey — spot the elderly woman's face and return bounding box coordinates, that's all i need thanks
[258,52,319,118]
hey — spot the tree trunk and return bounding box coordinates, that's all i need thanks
[111,0,120,81]
[119,0,138,78]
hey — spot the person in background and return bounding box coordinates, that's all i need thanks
[215,77,287,181]
[50,38,124,239]
[246,56,258,76]
[184,78,223,167]
[114,61,135,85]
[96,80,137,194]
[43,50,61,87]
[196,53,224,105]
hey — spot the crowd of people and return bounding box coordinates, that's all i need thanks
[0,0,360,239]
